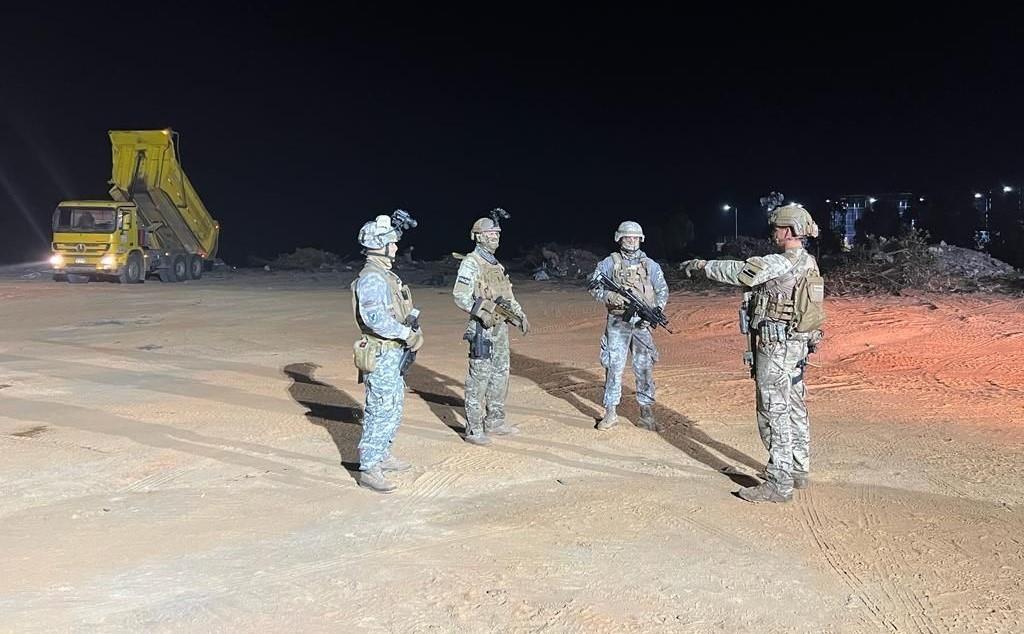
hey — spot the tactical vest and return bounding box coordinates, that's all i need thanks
[468,251,514,301]
[350,259,414,344]
[610,252,657,310]
[750,249,819,327]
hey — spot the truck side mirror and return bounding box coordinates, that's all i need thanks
[119,210,132,231]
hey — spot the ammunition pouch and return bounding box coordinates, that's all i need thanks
[353,335,402,373]
[758,320,789,344]
[764,296,796,322]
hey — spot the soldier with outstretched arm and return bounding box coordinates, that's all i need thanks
[682,204,825,503]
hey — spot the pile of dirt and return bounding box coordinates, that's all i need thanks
[523,243,603,280]
[824,232,1020,295]
[266,248,346,271]
[928,243,1018,278]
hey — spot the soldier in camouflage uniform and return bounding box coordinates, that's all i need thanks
[682,204,823,503]
[453,214,529,446]
[589,221,669,431]
[351,214,424,493]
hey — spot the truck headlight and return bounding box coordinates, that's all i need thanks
[50,254,64,267]
[100,254,115,268]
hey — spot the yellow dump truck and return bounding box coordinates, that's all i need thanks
[49,129,220,283]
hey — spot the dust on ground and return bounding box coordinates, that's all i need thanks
[0,269,1022,632]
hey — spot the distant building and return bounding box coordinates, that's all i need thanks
[829,192,920,249]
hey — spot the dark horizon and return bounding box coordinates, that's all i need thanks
[3,7,1023,265]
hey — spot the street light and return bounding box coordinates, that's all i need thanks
[723,204,737,240]
[1003,185,1013,193]
[974,192,984,199]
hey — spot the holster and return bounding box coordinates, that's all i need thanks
[464,321,493,360]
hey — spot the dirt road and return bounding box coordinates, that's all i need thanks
[1,271,1021,632]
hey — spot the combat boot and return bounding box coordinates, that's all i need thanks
[737,482,791,504]
[358,466,397,494]
[464,433,492,446]
[638,404,657,431]
[379,455,412,472]
[758,468,808,490]
[487,422,519,436]
[596,407,618,431]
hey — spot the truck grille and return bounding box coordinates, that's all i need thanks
[53,243,111,254]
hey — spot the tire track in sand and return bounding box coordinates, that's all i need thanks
[799,487,896,632]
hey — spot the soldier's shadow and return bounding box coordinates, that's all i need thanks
[509,351,762,487]
[404,364,467,435]
[283,362,363,480]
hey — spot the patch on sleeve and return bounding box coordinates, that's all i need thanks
[737,258,766,286]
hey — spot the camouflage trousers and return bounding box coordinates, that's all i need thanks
[754,330,811,496]
[464,321,510,435]
[600,314,657,408]
[359,346,406,470]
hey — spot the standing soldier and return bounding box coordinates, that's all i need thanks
[453,209,529,446]
[682,203,825,503]
[351,211,423,493]
[590,221,669,431]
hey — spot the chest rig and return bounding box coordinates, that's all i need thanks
[750,250,814,328]
[610,252,657,310]
[468,251,513,301]
[351,259,414,341]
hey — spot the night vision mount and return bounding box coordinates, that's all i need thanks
[391,209,418,232]
[489,207,510,227]
[759,192,785,214]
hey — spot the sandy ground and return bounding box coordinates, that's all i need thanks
[0,267,1022,633]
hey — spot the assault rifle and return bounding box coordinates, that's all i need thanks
[588,272,675,334]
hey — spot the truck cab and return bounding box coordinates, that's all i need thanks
[50,201,152,283]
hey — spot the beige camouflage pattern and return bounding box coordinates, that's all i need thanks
[704,246,818,496]
[453,248,523,434]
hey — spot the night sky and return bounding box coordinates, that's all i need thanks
[2,6,1022,264]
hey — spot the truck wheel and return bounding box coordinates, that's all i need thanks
[188,255,203,280]
[53,274,67,282]
[172,255,188,282]
[118,253,143,284]
[67,274,90,284]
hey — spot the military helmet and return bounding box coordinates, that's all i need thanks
[769,204,820,238]
[358,215,400,250]
[470,217,502,240]
[614,220,645,242]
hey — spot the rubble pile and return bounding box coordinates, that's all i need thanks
[266,248,344,271]
[524,243,602,280]
[825,232,1020,295]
